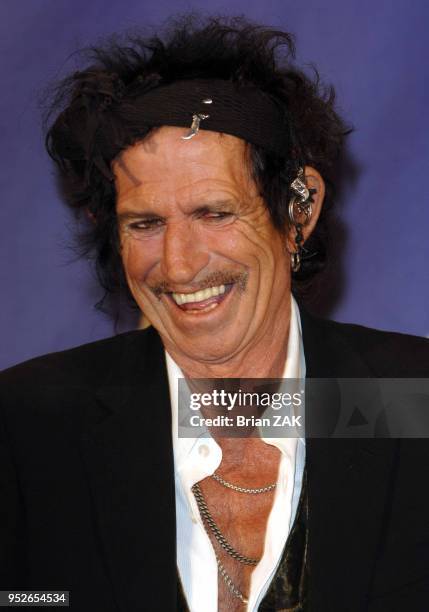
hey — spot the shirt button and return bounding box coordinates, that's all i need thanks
[199,444,210,457]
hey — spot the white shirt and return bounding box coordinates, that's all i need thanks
[166,296,306,612]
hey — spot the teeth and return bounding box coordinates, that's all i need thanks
[172,284,226,305]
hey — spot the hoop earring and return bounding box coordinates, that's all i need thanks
[291,251,301,273]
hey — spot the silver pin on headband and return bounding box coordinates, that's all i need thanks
[181,113,209,139]
[181,98,212,140]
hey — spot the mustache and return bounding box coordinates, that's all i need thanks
[149,271,248,299]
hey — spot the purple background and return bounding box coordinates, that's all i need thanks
[1,0,428,370]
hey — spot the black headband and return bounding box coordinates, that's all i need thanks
[137,79,291,156]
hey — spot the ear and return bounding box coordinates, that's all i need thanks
[286,165,325,253]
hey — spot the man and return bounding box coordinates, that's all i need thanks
[1,16,429,612]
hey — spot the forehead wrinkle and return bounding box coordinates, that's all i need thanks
[119,175,245,210]
[115,152,239,202]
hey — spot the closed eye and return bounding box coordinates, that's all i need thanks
[205,211,231,219]
[126,218,165,234]
[199,210,235,224]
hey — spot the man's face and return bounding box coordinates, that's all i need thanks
[114,127,291,365]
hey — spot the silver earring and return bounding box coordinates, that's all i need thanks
[291,251,301,273]
[288,167,316,273]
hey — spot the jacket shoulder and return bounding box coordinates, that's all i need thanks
[0,327,158,388]
[315,316,429,377]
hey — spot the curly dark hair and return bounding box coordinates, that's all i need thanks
[45,14,350,310]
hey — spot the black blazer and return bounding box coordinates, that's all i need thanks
[1,311,429,611]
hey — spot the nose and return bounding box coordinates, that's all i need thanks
[160,220,209,286]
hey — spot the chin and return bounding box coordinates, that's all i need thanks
[170,335,243,365]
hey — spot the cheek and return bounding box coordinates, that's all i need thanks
[229,224,285,269]
[120,238,157,281]
[213,222,265,260]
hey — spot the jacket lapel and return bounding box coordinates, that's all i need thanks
[80,328,177,612]
[300,310,397,611]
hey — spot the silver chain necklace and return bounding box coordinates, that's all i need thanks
[216,554,248,605]
[192,483,255,604]
[191,472,276,604]
[212,471,277,494]
[192,482,260,565]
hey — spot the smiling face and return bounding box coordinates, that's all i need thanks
[114,127,292,374]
